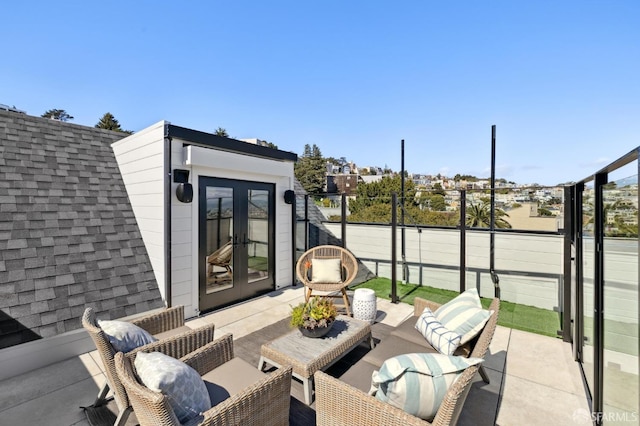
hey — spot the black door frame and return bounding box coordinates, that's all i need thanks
[198,176,275,313]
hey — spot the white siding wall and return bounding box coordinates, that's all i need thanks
[170,141,195,315]
[111,122,167,301]
[113,128,295,319]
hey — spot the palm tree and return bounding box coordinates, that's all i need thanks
[466,202,512,229]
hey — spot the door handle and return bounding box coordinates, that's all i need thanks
[242,233,249,247]
[233,235,239,247]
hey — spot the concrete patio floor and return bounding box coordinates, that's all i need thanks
[0,286,590,426]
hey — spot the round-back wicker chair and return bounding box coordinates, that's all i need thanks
[296,245,358,316]
[206,240,233,282]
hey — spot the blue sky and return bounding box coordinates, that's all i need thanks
[3,1,638,185]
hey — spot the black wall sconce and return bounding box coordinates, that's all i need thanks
[284,189,295,204]
[174,169,193,203]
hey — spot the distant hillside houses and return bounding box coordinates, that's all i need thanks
[318,156,567,206]
[410,174,519,191]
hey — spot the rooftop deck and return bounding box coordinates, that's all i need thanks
[0,287,590,426]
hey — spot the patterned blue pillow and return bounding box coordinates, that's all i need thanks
[135,351,211,424]
[371,353,482,421]
[434,288,492,344]
[98,320,157,353]
[415,308,461,355]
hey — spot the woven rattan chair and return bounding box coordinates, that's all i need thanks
[296,245,358,316]
[315,365,480,426]
[206,241,233,282]
[82,306,216,426]
[314,297,500,426]
[115,333,293,426]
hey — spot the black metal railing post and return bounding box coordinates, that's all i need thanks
[341,193,347,248]
[401,139,406,282]
[304,194,309,250]
[561,186,573,342]
[291,194,297,286]
[460,190,467,293]
[490,125,500,299]
[390,192,398,303]
[574,183,584,363]
[593,172,607,422]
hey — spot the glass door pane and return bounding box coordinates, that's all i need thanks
[199,177,275,313]
[205,186,234,293]
[247,189,270,284]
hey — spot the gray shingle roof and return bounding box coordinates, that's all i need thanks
[0,110,163,349]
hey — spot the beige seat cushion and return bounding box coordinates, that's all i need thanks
[339,358,379,392]
[201,357,267,406]
[154,325,192,340]
[390,318,436,347]
[361,335,438,367]
[391,317,474,357]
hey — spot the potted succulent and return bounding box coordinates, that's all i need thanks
[290,296,338,338]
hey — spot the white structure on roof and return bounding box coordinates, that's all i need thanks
[113,121,298,318]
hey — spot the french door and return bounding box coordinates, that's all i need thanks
[198,177,275,313]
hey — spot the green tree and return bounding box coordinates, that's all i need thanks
[41,109,73,121]
[429,194,447,211]
[344,175,458,226]
[294,144,326,195]
[417,192,447,211]
[432,182,445,196]
[348,175,416,216]
[214,127,229,137]
[344,199,457,226]
[538,207,553,216]
[466,202,512,229]
[454,174,479,182]
[95,112,133,134]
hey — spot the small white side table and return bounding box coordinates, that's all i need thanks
[352,288,377,324]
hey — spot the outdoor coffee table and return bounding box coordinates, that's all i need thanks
[258,315,374,405]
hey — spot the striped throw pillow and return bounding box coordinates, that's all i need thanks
[415,308,461,355]
[435,289,493,344]
[371,353,483,421]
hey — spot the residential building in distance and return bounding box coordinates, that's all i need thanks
[326,174,359,196]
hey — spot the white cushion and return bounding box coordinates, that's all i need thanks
[370,353,482,421]
[434,289,492,344]
[437,288,482,310]
[311,258,342,283]
[98,319,157,353]
[135,351,211,424]
[415,308,461,355]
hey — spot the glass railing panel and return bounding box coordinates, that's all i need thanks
[492,232,563,337]
[583,180,596,397]
[602,164,639,421]
[465,186,564,232]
